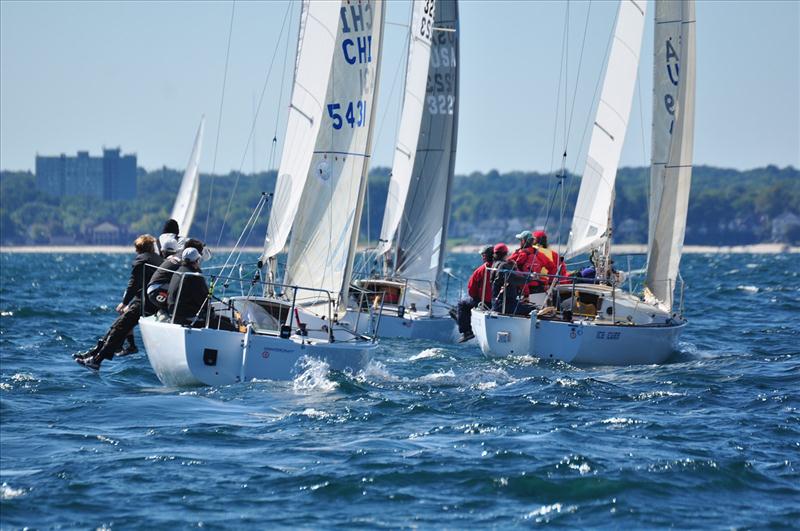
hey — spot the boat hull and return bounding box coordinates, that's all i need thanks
[471,307,685,365]
[342,309,456,342]
[140,317,374,386]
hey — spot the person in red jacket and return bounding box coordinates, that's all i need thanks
[455,245,494,343]
[510,230,554,294]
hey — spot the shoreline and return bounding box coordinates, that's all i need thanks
[1,243,797,254]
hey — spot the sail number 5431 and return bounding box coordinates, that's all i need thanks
[327,100,367,129]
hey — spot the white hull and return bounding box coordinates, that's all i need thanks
[471,284,686,365]
[140,317,374,387]
[341,309,456,342]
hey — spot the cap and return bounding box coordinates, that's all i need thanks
[480,245,494,256]
[160,235,180,254]
[493,243,509,255]
[533,230,547,240]
[515,230,533,241]
[182,247,201,264]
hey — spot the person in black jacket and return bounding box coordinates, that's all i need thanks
[167,247,210,326]
[75,234,162,371]
[147,237,206,313]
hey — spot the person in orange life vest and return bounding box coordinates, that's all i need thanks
[533,230,566,283]
[509,230,552,294]
[455,245,494,343]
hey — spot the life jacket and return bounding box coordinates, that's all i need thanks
[532,246,558,284]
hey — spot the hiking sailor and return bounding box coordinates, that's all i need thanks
[454,245,494,343]
[75,234,162,370]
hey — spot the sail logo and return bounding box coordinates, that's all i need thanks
[664,36,681,134]
[341,3,373,65]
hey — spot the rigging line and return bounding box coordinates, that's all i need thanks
[270,0,294,172]
[204,0,236,241]
[565,0,593,152]
[215,1,293,248]
[218,193,268,280]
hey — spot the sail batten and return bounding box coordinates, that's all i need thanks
[565,0,647,259]
[645,0,696,312]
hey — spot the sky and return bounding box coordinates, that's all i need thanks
[1,0,798,176]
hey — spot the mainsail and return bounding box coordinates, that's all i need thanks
[565,0,647,259]
[376,0,435,257]
[262,1,341,260]
[392,0,460,294]
[170,116,205,235]
[284,0,386,310]
[645,0,696,311]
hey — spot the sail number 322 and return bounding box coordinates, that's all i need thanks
[327,100,367,129]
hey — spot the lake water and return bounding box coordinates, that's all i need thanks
[1,252,798,527]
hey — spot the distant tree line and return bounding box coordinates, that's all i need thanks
[1,164,798,246]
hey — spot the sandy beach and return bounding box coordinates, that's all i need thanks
[1,243,798,254]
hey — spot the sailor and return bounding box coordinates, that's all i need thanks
[167,247,211,327]
[533,230,566,283]
[454,245,494,343]
[509,230,552,295]
[158,218,180,254]
[146,236,182,313]
[75,234,163,371]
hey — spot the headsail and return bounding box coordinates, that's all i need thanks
[262,1,341,260]
[376,0,435,257]
[393,0,459,295]
[170,116,205,235]
[565,0,647,259]
[645,0,695,311]
[284,0,386,311]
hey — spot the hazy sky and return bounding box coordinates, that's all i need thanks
[1,0,798,175]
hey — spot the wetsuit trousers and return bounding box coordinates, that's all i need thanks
[97,300,144,360]
[456,298,479,334]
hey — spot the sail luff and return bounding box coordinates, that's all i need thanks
[376,1,435,257]
[565,0,647,259]
[645,0,695,311]
[261,1,340,261]
[170,116,205,235]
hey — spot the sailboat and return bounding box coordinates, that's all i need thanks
[170,116,205,237]
[140,0,386,386]
[472,0,695,365]
[343,0,460,342]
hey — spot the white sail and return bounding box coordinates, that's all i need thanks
[170,116,205,235]
[376,0,435,256]
[394,0,459,294]
[565,0,647,259]
[262,1,341,260]
[645,0,695,311]
[285,0,385,309]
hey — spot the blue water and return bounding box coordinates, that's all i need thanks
[1,252,798,528]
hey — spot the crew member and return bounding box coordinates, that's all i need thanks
[75,234,163,371]
[455,245,493,343]
[167,247,211,326]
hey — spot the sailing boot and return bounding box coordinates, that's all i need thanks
[72,339,104,360]
[117,335,138,357]
[76,354,102,371]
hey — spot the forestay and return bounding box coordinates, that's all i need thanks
[262,1,340,260]
[566,0,647,259]
[170,116,205,236]
[285,0,385,310]
[645,0,695,311]
[393,0,459,294]
[376,0,435,257]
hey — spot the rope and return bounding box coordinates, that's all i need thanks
[269,0,294,171]
[214,2,293,248]
[204,0,236,241]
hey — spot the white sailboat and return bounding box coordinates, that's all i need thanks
[343,0,460,342]
[140,0,386,386]
[170,116,205,237]
[472,0,695,365]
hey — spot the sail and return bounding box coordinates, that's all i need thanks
[262,1,341,260]
[565,0,647,259]
[393,0,459,295]
[645,0,695,311]
[170,116,205,235]
[376,0,435,256]
[284,0,385,310]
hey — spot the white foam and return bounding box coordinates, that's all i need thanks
[737,285,759,293]
[0,311,13,317]
[11,373,37,383]
[354,360,397,383]
[1,483,26,500]
[292,357,338,393]
[301,408,330,419]
[417,369,456,383]
[409,348,443,361]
